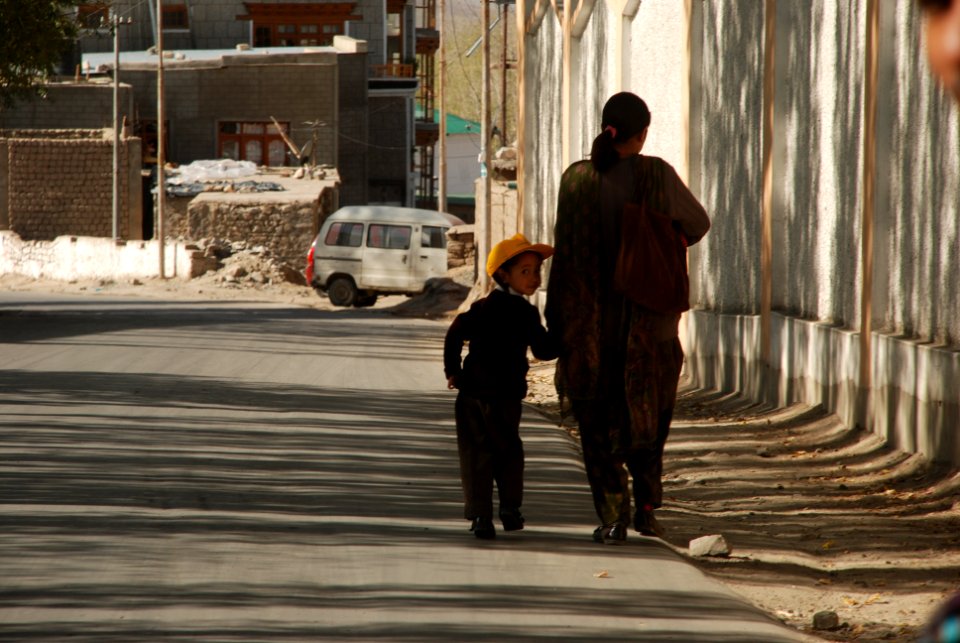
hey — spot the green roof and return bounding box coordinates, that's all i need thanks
[415,108,481,135]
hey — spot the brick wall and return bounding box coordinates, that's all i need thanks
[1,130,142,241]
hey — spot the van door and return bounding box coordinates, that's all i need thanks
[316,220,365,284]
[414,225,449,284]
[361,222,414,289]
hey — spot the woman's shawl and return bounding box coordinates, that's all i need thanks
[545,156,689,449]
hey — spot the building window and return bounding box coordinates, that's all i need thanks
[162,4,189,30]
[239,3,360,47]
[136,120,169,166]
[218,121,290,167]
[78,3,110,29]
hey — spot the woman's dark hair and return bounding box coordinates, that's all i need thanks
[590,92,651,173]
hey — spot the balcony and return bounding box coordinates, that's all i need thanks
[371,63,415,78]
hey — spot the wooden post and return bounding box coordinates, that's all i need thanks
[438,0,447,212]
[481,0,492,291]
[112,10,120,242]
[157,0,166,278]
[860,0,879,417]
[760,0,776,366]
[515,0,525,231]
[500,2,509,146]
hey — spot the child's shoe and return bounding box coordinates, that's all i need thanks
[471,517,496,539]
[499,508,525,531]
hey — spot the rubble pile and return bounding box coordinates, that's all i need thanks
[193,238,307,289]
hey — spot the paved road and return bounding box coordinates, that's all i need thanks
[0,293,815,642]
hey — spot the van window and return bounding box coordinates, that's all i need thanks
[421,226,447,249]
[325,222,363,247]
[368,224,411,250]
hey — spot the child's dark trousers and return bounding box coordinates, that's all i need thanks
[454,392,523,520]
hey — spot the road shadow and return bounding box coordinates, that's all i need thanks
[658,384,960,641]
[0,301,806,641]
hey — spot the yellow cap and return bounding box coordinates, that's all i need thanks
[486,233,555,277]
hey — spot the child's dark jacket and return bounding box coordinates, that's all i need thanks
[444,288,558,400]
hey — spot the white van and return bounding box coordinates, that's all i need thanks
[305,205,451,307]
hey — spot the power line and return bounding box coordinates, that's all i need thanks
[447,2,483,108]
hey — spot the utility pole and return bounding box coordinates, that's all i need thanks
[437,0,447,213]
[481,0,491,291]
[110,11,132,242]
[156,0,166,278]
[499,1,508,146]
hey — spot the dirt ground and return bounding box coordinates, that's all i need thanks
[2,264,958,642]
[526,362,960,642]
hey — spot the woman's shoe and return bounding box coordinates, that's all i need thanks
[592,522,627,545]
[471,517,496,539]
[499,508,525,531]
[634,509,665,538]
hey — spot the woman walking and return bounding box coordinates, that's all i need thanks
[545,92,710,544]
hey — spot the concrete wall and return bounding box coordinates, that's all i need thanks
[0,82,134,132]
[337,53,371,206]
[81,0,391,75]
[878,2,960,347]
[117,49,369,204]
[691,2,765,313]
[368,93,414,205]
[348,0,388,68]
[121,53,340,165]
[0,129,142,241]
[0,231,201,281]
[445,133,481,196]
[520,4,563,253]
[520,0,960,465]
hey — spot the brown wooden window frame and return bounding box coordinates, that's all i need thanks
[162,4,189,30]
[218,120,291,167]
[240,3,360,48]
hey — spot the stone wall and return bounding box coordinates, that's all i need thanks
[446,225,475,270]
[174,176,340,266]
[184,200,316,267]
[0,129,142,241]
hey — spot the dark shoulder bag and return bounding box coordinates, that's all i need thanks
[612,174,690,314]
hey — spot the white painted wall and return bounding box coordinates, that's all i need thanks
[0,232,200,281]
[521,0,960,465]
[444,133,482,196]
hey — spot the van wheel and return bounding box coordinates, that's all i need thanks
[327,277,357,307]
[354,293,378,307]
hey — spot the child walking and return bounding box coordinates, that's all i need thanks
[444,233,559,539]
